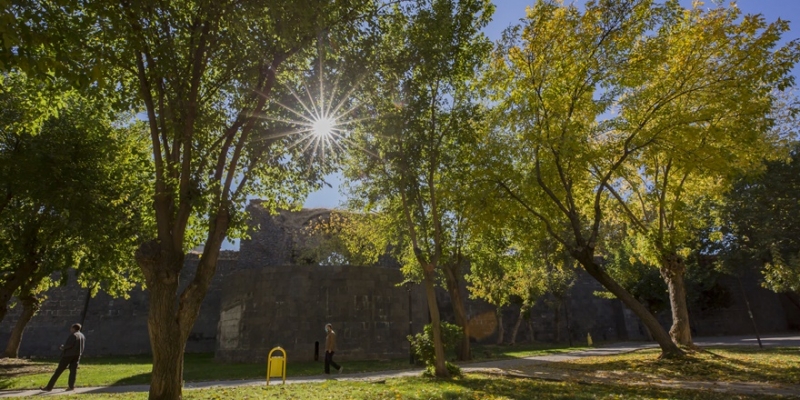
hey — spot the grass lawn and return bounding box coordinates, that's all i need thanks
[0,342,582,390]
[552,346,800,385]
[51,374,786,400]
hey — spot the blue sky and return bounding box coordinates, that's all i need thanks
[303,0,800,210]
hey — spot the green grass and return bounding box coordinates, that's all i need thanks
[52,373,785,400]
[0,342,585,390]
[550,346,800,385]
[0,353,415,390]
[5,345,798,398]
[468,342,589,362]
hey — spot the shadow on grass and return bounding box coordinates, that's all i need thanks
[108,372,152,386]
[78,373,151,395]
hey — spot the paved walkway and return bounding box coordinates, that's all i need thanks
[2,335,798,398]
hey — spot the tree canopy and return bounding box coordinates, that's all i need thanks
[478,0,799,356]
[0,71,153,336]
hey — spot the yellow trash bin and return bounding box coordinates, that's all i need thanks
[267,347,287,385]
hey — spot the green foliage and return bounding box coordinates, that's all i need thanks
[466,224,573,315]
[300,211,394,266]
[473,0,799,351]
[724,140,800,293]
[10,0,379,253]
[343,0,494,274]
[601,238,729,313]
[0,72,152,307]
[480,0,799,253]
[407,322,463,377]
[343,0,494,371]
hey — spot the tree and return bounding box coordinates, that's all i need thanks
[300,210,394,266]
[725,142,800,294]
[466,229,519,345]
[343,0,494,374]
[0,73,153,357]
[11,1,376,397]
[598,2,797,347]
[480,0,798,357]
[467,224,562,346]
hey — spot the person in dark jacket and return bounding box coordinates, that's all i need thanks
[324,323,343,374]
[40,323,85,392]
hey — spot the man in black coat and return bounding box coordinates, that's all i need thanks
[40,323,85,392]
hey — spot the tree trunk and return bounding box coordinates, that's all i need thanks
[527,319,534,343]
[442,264,470,361]
[554,301,561,343]
[0,259,38,324]
[139,246,185,400]
[660,253,693,347]
[422,268,449,378]
[137,207,230,400]
[148,309,186,400]
[495,306,504,345]
[3,292,42,358]
[510,304,528,345]
[575,253,683,358]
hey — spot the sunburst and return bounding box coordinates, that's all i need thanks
[257,72,369,163]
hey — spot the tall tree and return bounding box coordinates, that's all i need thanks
[0,73,153,357]
[344,0,494,374]
[599,2,797,346]
[10,1,375,397]
[480,0,798,357]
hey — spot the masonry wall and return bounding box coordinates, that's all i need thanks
[0,253,238,357]
[215,265,427,363]
[237,203,332,268]
[3,202,798,360]
[435,267,644,347]
[687,270,793,336]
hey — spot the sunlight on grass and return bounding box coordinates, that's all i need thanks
[1,342,586,390]
[54,374,785,400]
[560,346,800,385]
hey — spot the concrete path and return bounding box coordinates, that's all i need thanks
[2,334,798,398]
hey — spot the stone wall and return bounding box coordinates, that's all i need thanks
[215,265,427,363]
[237,202,332,268]
[687,270,792,336]
[0,252,238,357]
[436,268,645,346]
[3,203,798,360]
[436,264,800,347]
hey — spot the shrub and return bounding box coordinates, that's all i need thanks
[407,322,463,376]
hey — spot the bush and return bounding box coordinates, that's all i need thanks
[407,322,463,377]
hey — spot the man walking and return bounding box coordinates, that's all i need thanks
[324,323,343,374]
[41,323,85,392]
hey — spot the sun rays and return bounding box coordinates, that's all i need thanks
[256,72,371,164]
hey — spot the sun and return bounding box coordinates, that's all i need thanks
[312,116,336,138]
[255,71,371,163]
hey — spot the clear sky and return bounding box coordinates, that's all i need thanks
[302,0,800,211]
[485,0,800,41]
